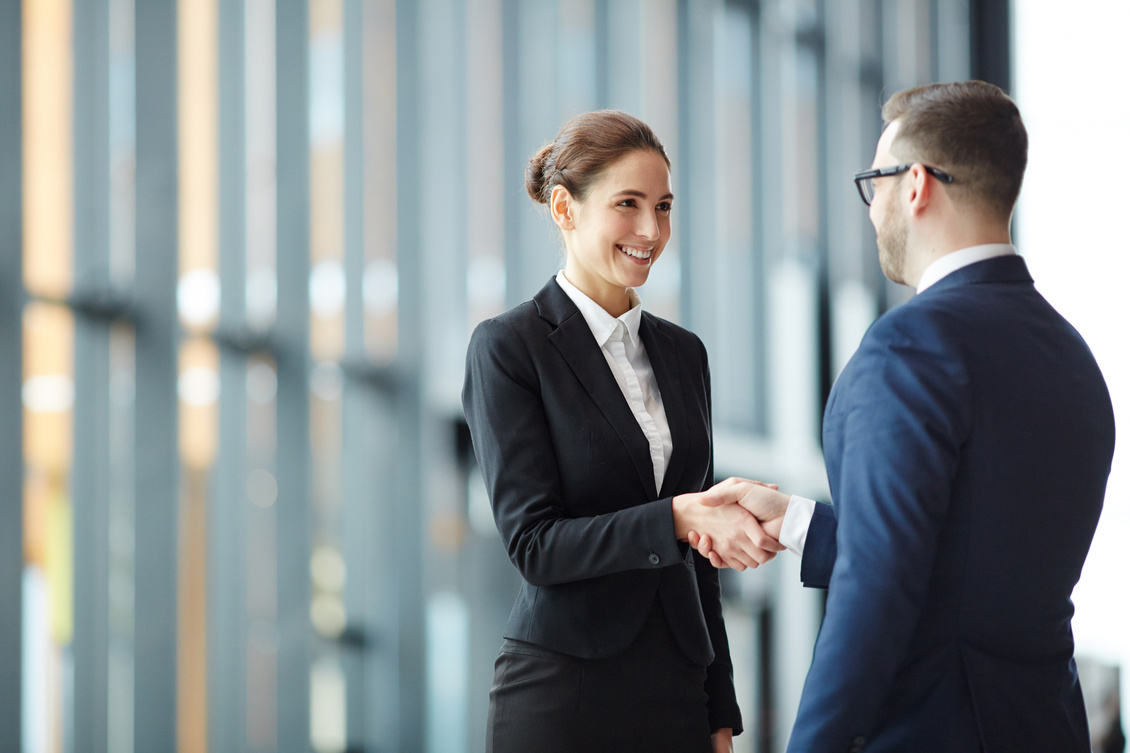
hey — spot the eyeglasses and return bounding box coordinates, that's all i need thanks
[853,164,954,206]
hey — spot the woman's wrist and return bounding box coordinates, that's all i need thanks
[671,492,700,540]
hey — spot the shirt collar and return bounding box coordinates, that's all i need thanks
[555,271,643,347]
[916,243,1017,293]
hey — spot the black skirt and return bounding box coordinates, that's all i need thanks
[486,602,713,753]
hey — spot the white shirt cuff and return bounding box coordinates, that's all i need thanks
[779,495,817,556]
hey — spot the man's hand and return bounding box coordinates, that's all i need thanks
[687,478,792,569]
[672,478,785,571]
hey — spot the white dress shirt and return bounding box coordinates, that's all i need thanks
[916,243,1016,293]
[778,243,1019,556]
[555,272,673,496]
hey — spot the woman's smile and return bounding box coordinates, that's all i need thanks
[617,244,654,263]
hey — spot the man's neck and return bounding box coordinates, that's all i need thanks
[907,221,1012,288]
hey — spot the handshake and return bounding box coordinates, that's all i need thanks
[672,477,792,571]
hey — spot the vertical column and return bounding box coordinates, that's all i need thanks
[394,0,425,748]
[760,3,827,743]
[340,1,366,749]
[969,0,1008,88]
[275,1,312,750]
[933,0,970,82]
[462,2,517,749]
[712,3,761,430]
[209,0,249,750]
[812,1,835,414]
[824,0,881,378]
[604,0,642,113]
[71,0,113,750]
[506,0,559,302]
[416,1,471,746]
[132,0,180,750]
[677,0,718,337]
[0,1,24,749]
[556,0,598,117]
[417,0,467,389]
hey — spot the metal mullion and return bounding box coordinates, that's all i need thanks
[0,0,24,747]
[518,0,559,300]
[209,0,250,750]
[71,0,114,750]
[676,0,719,338]
[132,0,180,749]
[393,0,426,748]
[275,2,312,749]
[339,1,375,750]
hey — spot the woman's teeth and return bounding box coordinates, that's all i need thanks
[618,245,652,260]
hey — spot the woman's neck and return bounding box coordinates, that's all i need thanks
[562,269,631,317]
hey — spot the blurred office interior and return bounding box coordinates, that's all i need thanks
[2,0,1126,751]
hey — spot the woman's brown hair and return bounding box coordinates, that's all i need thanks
[525,110,670,206]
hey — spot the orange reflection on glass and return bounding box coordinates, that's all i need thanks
[22,0,74,299]
[179,0,219,341]
[179,336,219,471]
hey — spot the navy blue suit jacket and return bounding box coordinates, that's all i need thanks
[790,256,1115,753]
[462,278,742,733]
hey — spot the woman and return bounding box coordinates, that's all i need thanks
[462,110,780,753]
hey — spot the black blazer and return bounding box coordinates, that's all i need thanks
[462,277,741,733]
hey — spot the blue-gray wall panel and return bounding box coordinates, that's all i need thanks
[0,0,24,748]
[275,2,313,750]
[132,0,180,749]
[210,0,250,750]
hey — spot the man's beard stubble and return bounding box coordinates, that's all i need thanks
[877,204,909,286]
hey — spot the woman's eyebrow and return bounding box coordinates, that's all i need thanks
[614,189,674,201]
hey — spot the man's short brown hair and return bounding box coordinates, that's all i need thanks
[882,81,1027,221]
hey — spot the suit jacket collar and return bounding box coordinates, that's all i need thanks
[533,277,689,499]
[554,271,644,348]
[919,254,1033,296]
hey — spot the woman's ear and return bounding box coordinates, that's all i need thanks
[550,185,575,231]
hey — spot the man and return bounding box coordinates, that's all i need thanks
[695,81,1115,752]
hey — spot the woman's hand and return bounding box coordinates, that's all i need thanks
[711,727,734,753]
[681,477,792,570]
[672,479,785,571]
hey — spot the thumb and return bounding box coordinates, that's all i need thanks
[700,483,743,507]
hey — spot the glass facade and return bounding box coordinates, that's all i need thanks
[0,1,1024,752]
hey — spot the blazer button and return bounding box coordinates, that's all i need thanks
[648,553,660,565]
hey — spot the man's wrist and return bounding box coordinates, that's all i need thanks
[779,495,817,555]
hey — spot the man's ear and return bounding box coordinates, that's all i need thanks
[907,163,932,216]
[550,185,575,231]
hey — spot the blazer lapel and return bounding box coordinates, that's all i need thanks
[536,279,657,497]
[640,314,690,498]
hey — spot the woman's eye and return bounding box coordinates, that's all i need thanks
[617,199,636,208]
[657,202,672,215]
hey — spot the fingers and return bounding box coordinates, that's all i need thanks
[705,526,767,570]
[735,485,791,530]
[697,504,786,570]
[700,477,783,509]
[698,477,748,507]
[744,514,787,553]
[690,532,743,571]
[685,482,788,570]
